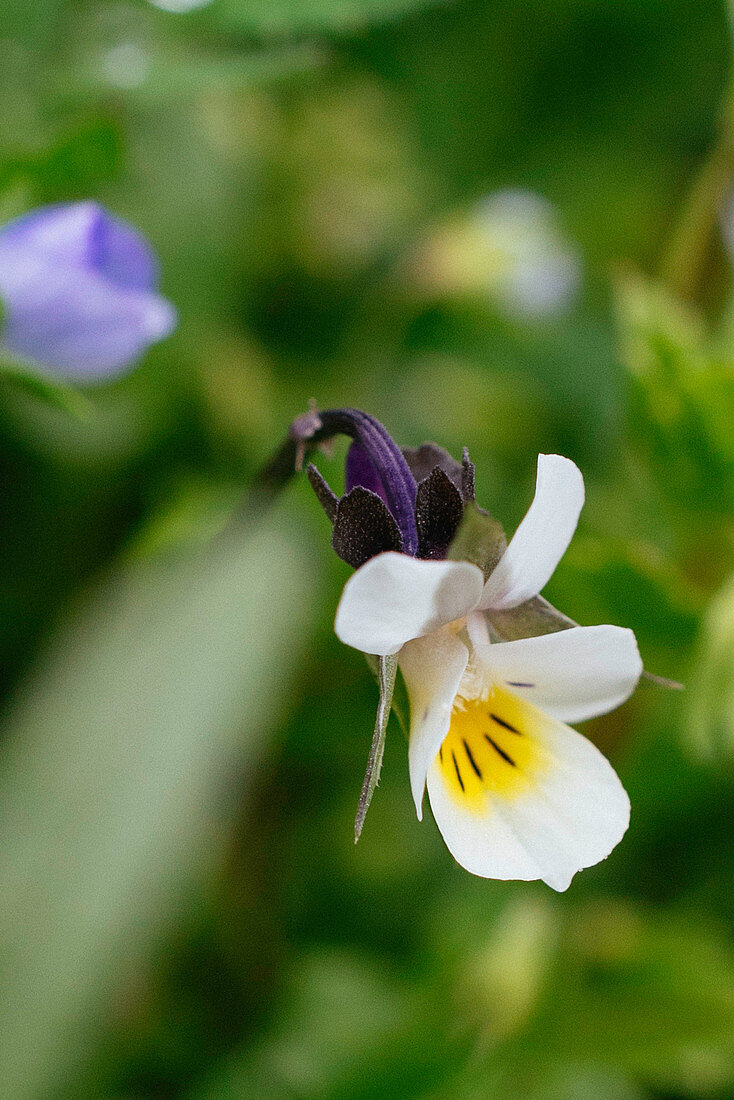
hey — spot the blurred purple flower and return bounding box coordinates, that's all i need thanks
[0,202,177,380]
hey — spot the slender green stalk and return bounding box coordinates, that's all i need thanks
[660,84,734,303]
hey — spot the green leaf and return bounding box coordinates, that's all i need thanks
[189,948,411,1100]
[688,571,734,760]
[0,0,64,43]
[354,652,397,842]
[0,519,318,1098]
[536,902,734,1095]
[0,359,95,419]
[216,0,441,36]
[60,46,324,108]
[440,896,734,1099]
[36,118,123,199]
[0,119,123,201]
[447,502,506,579]
[616,271,734,515]
[124,478,242,561]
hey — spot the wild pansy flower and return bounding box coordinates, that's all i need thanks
[298,408,642,891]
[0,202,176,380]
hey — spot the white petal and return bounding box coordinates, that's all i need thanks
[426,688,630,891]
[334,552,483,656]
[427,765,545,882]
[399,629,469,819]
[520,714,630,890]
[479,454,584,610]
[473,625,643,723]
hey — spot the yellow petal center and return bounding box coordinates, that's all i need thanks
[437,684,549,809]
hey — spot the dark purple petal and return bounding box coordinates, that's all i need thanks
[297,409,418,555]
[345,441,389,505]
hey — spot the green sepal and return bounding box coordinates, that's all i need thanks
[487,595,576,641]
[355,653,397,843]
[389,665,410,740]
[447,501,507,580]
[364,652,409,738]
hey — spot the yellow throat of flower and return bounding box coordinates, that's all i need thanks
[437,684,549,808]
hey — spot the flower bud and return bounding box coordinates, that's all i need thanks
[299,408,476,568]
[295,407,419,557]
[0,202,177,380]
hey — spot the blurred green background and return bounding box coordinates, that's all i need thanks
[1,0,734,1097]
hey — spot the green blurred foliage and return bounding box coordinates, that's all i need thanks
[215,0,440,35]
[689,573,734,761]
[0,0,733,1097]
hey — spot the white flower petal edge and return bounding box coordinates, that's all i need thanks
[399,628,469,819]
[426,702,631,891]
[334,552,484,656]
[479,453,584,610]
[472,625,643,724]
